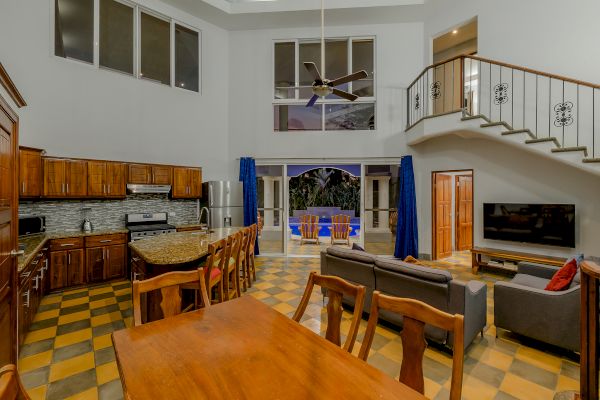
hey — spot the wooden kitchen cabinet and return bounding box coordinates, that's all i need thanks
[18,249,49,349]
[85,234,127,282]
[19,147,43,198]
[172,167,202,199]
[106,162,127,197]
[128,163,172,185]
[86,247,105,283]
[43,158,66,197]
[66,160,87,197]
[105,245,126,279]
[43,158,88,198]
[50,242,85,290]
[88,161,126,198]
[151,165,172,185]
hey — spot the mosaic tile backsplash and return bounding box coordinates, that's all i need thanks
[19,194,199,233]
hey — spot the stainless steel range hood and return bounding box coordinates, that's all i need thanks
[126,184,172,194]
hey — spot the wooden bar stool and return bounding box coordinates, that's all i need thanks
[239,227,251,291]
[223,231,243,301]
[247,224,258,283]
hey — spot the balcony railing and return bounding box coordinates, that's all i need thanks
[406,55,600,159]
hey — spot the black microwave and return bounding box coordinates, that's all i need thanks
[19,216,46,236]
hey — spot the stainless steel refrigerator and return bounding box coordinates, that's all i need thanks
[203,181,244,229]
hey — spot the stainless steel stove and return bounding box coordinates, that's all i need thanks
[126,212,177,241]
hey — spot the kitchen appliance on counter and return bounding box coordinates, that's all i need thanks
[126,212,177,241]
[18,216,46,236]
[203,181,244,229]
[82,207,93,233]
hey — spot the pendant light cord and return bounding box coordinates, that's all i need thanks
[321,0,325,78]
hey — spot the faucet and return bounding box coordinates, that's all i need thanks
[199,207,210,232]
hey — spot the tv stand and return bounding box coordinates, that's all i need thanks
[471,247,566,274]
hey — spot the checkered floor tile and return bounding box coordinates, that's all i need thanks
[19,254,581,400]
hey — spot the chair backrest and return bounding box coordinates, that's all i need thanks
[257,212,263,234]
[205,237,228,281]
[0,365,31,400]
[247,224,257,255]
[300,215,320,238]
[225,231,243,270]
[240,226,251,257]
[331,215,351,239]
[358,291,464,400]
[133,268,210,326]
[293,272,366,353]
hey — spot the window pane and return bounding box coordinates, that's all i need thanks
[100,0,133,75]
[325,39,348,98]
[175,24,199,92]
[140,13,170,85]
[299,41,320,99]
[352,39,374,97]
[54,0,94,63]
[274,105,322,132]
[325,103,375,131]
[274,42,295,99]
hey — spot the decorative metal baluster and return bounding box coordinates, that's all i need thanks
[511,68,514,128]
[523,71,526,130]
[489,63,492,120]
[549,77,552,139]
[499,66,502,122]
[535,75,539,138]
[576,84,579,147]
[562,80,565,147]
[478,60,481,116]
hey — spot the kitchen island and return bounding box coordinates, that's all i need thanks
[129,227,244,322]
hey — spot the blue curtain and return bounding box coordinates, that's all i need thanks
[394,156,418,259]
[239,157,260,255]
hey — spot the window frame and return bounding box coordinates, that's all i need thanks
[51,0,202,94]
[272,36,377,133]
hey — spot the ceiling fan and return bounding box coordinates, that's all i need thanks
[303,0,368,107]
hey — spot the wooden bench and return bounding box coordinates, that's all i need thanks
[470,246,566,274]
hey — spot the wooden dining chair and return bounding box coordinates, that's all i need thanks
[202,237,228,304]
[358,291,465,400]
[132,268,211,326]
[223,231,243,301]
[246,224,258,283]
[0,365,31,400]
[329,214,352,245]
[293,272,366,353]
[299,214,320,245]
[239,227,252,291]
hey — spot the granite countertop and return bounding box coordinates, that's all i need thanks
[175,224,204,230]
[129,227,243,266]
[18,229,129,272]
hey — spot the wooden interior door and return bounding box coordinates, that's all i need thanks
[87,161,107,197]
[455,175,473,251]
[0,96,18,364]
[65,160,87,197]
[434,174,452,260]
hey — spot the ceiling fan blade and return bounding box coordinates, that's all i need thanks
[306,94,319,107]
[332,89,359,102]
[330,70,368,87]
[304,62,323,83]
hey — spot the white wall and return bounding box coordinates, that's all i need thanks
[228,23,424,175]
[0,0,231,180]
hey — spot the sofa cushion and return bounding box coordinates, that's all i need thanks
[569,271,581,289]
[374,258,452,283]
[326,246,376,264]
[510,273,550,290]
[545,258,578,291]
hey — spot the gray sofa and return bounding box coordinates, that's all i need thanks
[494,261,580,352]
[321,247,487,350]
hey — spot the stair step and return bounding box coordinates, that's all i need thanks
[501,129,535,139]
[583,158,600,163]
[461,114,490,123]
[481,121,513,130]
[525,137,560,147]
[551,147,588,157]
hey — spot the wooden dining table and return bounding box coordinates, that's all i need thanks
[112,296,427,400]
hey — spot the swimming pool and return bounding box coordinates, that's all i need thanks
[289,217,361,237]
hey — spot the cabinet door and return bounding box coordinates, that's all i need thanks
[151,165,172,185]
[106,162,126,197]
[106,244,126,280]
[43,158,66,197]
[67,249,85,286]
[17,283,30,348]
[66,160,87,197]
[86,247,105,283]
[87,161,107,197]
[128,164,151,184]
[189,168,202,198]
[19,149,42,197]
[50,251,68,290]
[172,167,189,198]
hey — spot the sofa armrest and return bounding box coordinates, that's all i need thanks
[449,280,487,350]
[517,262,559,279]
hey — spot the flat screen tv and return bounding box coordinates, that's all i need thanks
[483,203,575,248]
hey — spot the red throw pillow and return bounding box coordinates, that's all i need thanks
[545,259,578,291]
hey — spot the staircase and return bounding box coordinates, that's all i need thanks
[405,55,600,176]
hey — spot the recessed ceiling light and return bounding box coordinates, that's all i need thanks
[452,30,458,34]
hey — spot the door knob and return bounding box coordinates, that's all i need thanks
[10,249,25,257]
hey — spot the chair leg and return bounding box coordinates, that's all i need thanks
[246,255,252,288]
[241,260,248,291]
[251,254,256,281]
[235,264,242,298]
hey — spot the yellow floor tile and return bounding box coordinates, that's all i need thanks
[424,377,442,399]
[88,286,113,296]
[377,340,404,364]
[273,292,297,302]
[61,287,88,296]
[93,334,113,351]
[96,361,120,386]
[19,350,53,373]
[26,385,47,400]
[89,297,117,310]
[118,300,132,311]
[90,311,122,327]
[32,309,60,322]
[39,296,62,306]
[249,291,270,300]
[461,375,498,400]
[54,328,92,349]
[272,302,295,315]
[556,374,579,392]
[61,296,90,308]
[113,288,130,297]
[515,346,562,373]
[64,386,98,400]
[23,327,57,344]
[58,310,91,325]
[499,372,555,400]
[477,348,514,371]
[252,282,274,290]
[49,352,95,383]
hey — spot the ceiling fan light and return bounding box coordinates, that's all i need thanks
[312,85,333,97]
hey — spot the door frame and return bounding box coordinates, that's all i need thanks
[454,174,474,251]
[431,169,474,260]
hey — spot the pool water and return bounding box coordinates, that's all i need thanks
[289,217,361,237]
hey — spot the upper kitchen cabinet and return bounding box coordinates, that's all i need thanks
[172,167,202,199]
[88,161,126,198]
[128,163,172,185]
[19,147,43,198]
[43,158,88,198]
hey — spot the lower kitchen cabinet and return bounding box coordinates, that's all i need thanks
[18,250,49,349]
[86,247,105,283]
[50,249,84,290]
[86,243,127,283]
[105,244,126,280]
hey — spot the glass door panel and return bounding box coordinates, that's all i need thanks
[256,165,285,255]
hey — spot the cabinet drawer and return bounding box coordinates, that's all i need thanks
[85,233,127,248]
[49,237,84,251]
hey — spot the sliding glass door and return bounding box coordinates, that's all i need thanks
[256,165,286,255]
